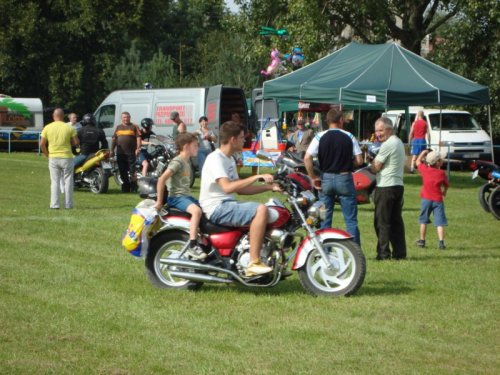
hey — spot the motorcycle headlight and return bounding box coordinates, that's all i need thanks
[297,190,316,206]
[307,201,326,220]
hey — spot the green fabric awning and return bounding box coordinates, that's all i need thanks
[263,42,490,107]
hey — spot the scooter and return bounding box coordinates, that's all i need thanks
[74,149,112,194]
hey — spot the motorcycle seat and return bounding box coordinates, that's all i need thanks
[200,217,235,234]
[168,208,235,234]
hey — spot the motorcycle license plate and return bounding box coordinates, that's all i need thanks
[472,169,478,179]
[101,161,112,170]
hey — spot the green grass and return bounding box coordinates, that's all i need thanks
[0,152,498,374]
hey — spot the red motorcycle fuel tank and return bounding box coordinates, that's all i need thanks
[266,206,291,229]
[209,230,244,257]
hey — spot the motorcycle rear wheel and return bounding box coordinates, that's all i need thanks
[89,168,109,194]
[488,186,500,220]
[478,183,492,212]
[145,231,203,290]
[298,239,365,297]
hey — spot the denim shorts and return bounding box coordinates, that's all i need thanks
[419,199,448,226]
[137,149,149,164]
[167,196,200,212]
[209,200,260,226]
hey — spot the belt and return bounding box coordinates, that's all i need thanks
[324,171,351,175]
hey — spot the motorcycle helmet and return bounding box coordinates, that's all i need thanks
[138,177,159,200]
[81,113,96,127]
[141,118,154,131]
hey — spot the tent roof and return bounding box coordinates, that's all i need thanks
[263,42,490,108]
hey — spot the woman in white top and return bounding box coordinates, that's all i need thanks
[195,116,217,175]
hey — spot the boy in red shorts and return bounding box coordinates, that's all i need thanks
[415,149,449,249]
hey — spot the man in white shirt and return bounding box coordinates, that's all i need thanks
[199,121,281,276]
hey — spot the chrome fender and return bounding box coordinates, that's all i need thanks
[292,228,353,270]
[154,215,190,236]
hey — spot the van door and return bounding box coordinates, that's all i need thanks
[205,85,222,145]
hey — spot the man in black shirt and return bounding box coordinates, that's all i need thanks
[304,108,363,245]
[74,113,108,168]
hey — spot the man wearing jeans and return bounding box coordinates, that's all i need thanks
[370,117,407,260]
[199,121,281,276]
[304,108,363,245]
[40,108,79,209]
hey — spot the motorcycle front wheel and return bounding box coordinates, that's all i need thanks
[145,231,203,290]
[89,168,109,194]
[298,239,366,297]
[488,186,500,220]
[478,183,492,212]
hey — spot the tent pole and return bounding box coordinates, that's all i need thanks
[357,106,361,140]
[257,87,268,174]
[488,105,495,163]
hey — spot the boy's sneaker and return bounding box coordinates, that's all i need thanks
[186,245,207,260]
[438,241,446,250]
[245,260,272,276]
[416,239,425,248]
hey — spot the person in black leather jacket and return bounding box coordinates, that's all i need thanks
[74,113,108,168]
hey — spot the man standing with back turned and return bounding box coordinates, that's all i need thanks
[304,108,363,245]
[370,117,407,260]
[40,108,79,209]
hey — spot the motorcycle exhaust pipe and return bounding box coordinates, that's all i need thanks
[169,271,233,284]
[162,258,270,286]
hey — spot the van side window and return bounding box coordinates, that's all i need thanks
[96,105,115,129]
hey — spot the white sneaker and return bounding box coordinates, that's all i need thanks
[186,245,207,260]
[245,260,272,276]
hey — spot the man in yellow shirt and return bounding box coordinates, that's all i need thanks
[40,108,79,209]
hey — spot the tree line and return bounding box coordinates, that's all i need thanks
[0,0,497,138]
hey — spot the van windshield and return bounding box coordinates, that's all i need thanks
[428,113,480,131]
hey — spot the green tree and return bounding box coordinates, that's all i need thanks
[428,0,499,140]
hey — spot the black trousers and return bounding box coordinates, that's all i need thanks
[117,154,137,192]
[373,185,407,259]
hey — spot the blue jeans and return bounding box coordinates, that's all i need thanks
[197,148,211,175]
[319,173,360,245]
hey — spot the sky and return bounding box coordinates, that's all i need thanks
[225,0,240,13]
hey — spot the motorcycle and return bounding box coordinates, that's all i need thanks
[73,149,111,194]
[471,160,500,219]
[276,150,377,204]
[112,135,195,189]
[141,152,366,297]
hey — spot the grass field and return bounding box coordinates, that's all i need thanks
[0,152,498,374]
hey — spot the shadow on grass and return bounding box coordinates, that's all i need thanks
[356,281,414,297]
[191,277,415,298]
[409,252,500,261]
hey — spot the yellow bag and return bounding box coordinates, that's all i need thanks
[122,200,159,257]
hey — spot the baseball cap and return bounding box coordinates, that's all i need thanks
[426,151,443,165]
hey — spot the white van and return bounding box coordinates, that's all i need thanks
[0,97,44,151]
[385,108,492,161]
[94,85,249,145]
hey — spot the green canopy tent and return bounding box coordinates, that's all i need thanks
[262,42,493,160]
[263,42,489,107]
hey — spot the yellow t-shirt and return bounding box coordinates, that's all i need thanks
[41,121,76,158]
